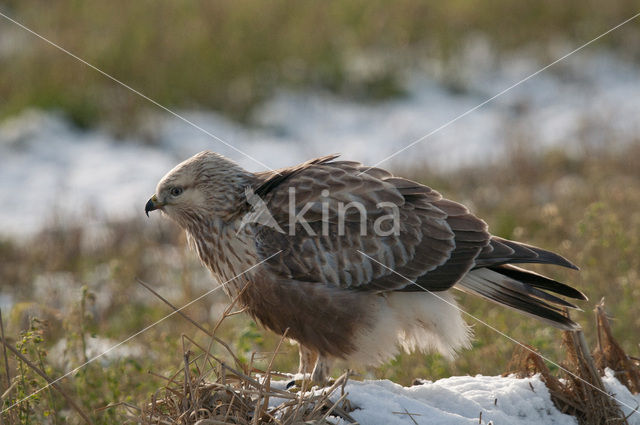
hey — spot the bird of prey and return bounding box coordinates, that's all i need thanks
[145,151,585,382]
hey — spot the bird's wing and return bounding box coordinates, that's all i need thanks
[249,156,491,292]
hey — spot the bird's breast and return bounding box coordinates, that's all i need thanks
[190,223,258,297]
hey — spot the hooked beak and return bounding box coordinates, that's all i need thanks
[145,195,164,217]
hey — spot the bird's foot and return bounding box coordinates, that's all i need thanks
[285,375,334,391]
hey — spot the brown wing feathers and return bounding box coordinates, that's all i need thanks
[463,234,585,328]
[457,268,580,330]
[405,198,489,291]
[253,154,340,199]
[251,155,583,329]
[475,236,579,270]
[489,264,587,300]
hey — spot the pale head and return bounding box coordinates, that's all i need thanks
[145,151,252,228]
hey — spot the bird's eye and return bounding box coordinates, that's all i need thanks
[170,187,183,197]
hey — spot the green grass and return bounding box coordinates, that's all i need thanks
[1,0,639,130]
[1,142,639,422]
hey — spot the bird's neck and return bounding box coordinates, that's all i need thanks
[187,217,257,298]
[214,172,258,222]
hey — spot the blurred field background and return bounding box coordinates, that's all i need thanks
[1,1,640,423]
[2,0,640,129]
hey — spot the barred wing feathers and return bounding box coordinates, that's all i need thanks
[249,155,585,330]
[251,156,490,292]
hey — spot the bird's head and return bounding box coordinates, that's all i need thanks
[145,151,252,228]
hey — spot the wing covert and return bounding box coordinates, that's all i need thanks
[250,157,490,292]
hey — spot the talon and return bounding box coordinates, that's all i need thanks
[286,377,334,391]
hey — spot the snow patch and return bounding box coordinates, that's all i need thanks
[602,368,640,424]
[332,375,578,425]
[2,52,640,238]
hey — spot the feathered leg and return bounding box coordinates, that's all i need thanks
[311,355,332,382]
[297,344,318,374]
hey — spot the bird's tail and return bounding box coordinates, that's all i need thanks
[456,264,586,330]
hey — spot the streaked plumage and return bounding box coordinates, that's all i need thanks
[145,151,585,381]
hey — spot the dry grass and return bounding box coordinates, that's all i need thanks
[6,291,640,424]
[593,301,640,395]
[120,285,356,425]
[119,295,640,424]
[129,348,355,425]
[505,300,640,424]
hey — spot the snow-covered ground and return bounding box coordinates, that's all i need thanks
[334,375,578,425]
[330,370,640,424]
[2,50,640,238]
[266,369,640,424]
